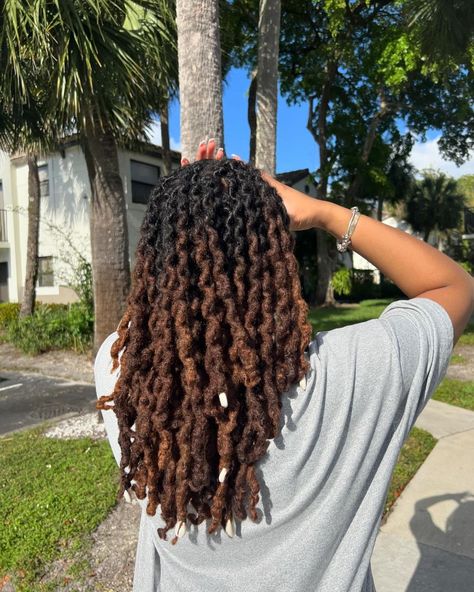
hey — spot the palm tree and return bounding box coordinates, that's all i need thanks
[0,17,60,317]
[255,0,281,176]
[405,171,466,242]
[176,0,225,159]
[2,0,177,348]
[405,0,474,63]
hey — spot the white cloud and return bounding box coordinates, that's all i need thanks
[409,135,474,179]
[145,120,182,152]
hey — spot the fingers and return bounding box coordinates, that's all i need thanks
[216,147,224,160]
[180,158,190,167]
[206,138,216,159]
[195,140,207,162]
[231,154,241,161]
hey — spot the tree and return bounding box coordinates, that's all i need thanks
[405,171,466,242]
[3,0,177,349]
[405,0,474,64]
[176,0,225,160]
[457,175,474,208]
[0,15,59,317]
[255,0,281,175]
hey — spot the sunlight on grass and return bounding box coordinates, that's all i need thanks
[0,429,118,591]
[384,427,437,519]
[433,379,474,411]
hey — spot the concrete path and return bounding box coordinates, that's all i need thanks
[0,370,96,435]
[372,399,474,592]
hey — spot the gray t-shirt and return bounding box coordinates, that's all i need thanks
[94,298,454,592]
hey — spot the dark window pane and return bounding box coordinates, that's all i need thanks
[131,160,160,204]
[132,181,155,205]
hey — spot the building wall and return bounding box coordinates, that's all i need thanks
[1,152,320,305]
[0,144,180,304]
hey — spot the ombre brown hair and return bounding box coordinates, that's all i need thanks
[97,158,312,543]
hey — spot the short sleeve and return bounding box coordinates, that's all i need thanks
[94,332,122,466]
[379,298,454,423]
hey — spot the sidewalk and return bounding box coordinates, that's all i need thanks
[372,399,474,592]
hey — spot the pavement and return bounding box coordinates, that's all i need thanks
[372,399,474,592]
[0,370,97,435]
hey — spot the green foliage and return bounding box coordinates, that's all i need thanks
[433,379,474,411]
[331,267,352,296]
[5,303,93,354]
[71,259,94,316]
[444,230,474,274]
[405,171,466,240]
[457,174,474,208]
[0,302,20,330]
[384,427,437,517]
[0,428,117,591]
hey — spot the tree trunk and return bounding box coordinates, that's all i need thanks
[315,230,337,306]
[255,0,281,176]
[176,0,225,160]
[83,128,131,352]
[160,102,172,175]
[248,69,257,166]
[20,155,41,318]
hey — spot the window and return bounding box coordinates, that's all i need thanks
[38,256,54,287]
[38,164,49,197]
[131,160,160,204]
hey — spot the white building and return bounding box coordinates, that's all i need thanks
[0,141,316,304]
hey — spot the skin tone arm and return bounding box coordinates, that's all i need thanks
[260,172,474,346]
[185,140,474,345]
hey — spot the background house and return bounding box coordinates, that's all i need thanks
[0,147,317,305]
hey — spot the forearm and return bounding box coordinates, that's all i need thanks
[314,199,473,343]
[265,171,473,342]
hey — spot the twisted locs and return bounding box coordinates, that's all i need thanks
[97,158,312,542]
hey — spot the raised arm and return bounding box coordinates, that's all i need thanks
[262,173,474,345]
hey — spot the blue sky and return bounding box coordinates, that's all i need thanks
[149,66,474,179]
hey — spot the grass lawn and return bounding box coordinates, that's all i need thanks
[433,378,474,411]
[308,298,393,332]
[384,427,437,519]
[309,298,474,346]
[450,353,467,365]
[0,428,118,592]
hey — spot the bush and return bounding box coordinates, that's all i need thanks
[0,302,20,330]
[5,302,93,355]
[331,268,352,296]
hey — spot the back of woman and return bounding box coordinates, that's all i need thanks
[95,145,472,592]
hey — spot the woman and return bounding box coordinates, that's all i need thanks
[95,140,473,592]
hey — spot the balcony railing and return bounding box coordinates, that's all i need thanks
[0,209,7,242]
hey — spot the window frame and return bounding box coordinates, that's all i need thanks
[130,159,160,205]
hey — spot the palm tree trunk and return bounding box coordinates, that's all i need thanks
[255,0,281,176]
[176,0,224,160]
[82,128,131,352]
[248,69,257,166]
[160,102,172,175]
[20,155,41,318]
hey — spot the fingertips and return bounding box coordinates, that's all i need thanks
[216,147,224,160]
[206,138,216,159]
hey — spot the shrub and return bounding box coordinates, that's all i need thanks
[331,268,352,296]
[0,302,20,330]
[5,303,93,355]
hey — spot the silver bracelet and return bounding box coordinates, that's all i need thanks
[336,207,360,253]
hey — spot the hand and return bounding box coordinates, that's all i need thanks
[181,139,225,166]
[260,170,320,232]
